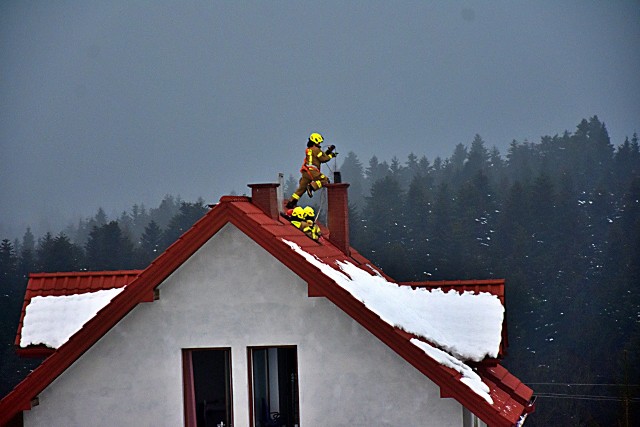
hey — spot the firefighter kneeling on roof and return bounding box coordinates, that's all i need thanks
[286,132,337,209]
[288,206,322,241]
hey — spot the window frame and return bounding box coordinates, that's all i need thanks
[182,347,233,427]
[463,407,487,427]
[247,345,300,427]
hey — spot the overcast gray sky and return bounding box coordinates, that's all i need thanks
[1,1,639,239]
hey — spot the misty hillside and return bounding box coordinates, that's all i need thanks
[1,116,639,425]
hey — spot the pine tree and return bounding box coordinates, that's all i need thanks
[161,200,208,249]
[454,171,496,277]
[18,245,35,281]
[35,233,56,272]
[427,183,456,279]
[404,173,434,280]
[463,134,490,183]
[487,146,506,191]
[361,176,409,279]
[36,233,82,272]
[94,207,107,227]
[446,143,468,189]
[0,239,18,286]
[85,222,134,270]
[365,155,390,187]
[505,140,536,185]
[137,220,163,266]
[569,116,614,192]
[130,203,151,242]
[150,195,182,230]
[339,151,366,210]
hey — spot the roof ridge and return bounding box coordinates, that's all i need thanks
[28,270,143,278]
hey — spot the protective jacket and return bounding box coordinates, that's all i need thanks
[301,146,335,173]
[289,219,321,241]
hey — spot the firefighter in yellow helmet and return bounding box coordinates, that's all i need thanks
[285,132,337,209]
[288,207,306,230]
[303,206,322,241]
[286,206,322,241]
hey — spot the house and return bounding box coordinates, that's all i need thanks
[0,182,535,426]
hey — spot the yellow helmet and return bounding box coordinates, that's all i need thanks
[291,207,305,220]
[303,206,316,221]
[309,132,324,145]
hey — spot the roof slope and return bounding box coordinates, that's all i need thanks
[0,195,534,427]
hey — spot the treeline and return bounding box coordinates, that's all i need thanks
[1,196,209,276]
[1,116,639,425]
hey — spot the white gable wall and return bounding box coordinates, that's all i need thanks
[24,224,462,426]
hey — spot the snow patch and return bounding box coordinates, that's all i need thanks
[282,239,504,361]
[411,338,493,405]
[282,239,504,403]
[20,288,125,349]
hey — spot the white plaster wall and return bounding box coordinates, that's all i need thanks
[24,224,462,427]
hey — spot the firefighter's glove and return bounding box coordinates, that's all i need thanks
[326,145,336,154]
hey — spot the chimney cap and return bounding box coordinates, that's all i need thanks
[247,183,280,189]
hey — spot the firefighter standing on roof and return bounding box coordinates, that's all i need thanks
[286,132,337,209]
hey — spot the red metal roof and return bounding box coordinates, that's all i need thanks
[0,192,534,427]
[14,271,142,357]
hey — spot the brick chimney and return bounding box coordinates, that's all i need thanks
[248,183,280,220]
[326,183,350,255]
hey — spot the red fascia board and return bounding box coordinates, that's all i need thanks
[15,346,55,359]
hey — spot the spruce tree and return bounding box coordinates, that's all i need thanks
[85,222,134,270]
[339,151,366,209]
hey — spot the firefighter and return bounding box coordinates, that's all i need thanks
[285,132,337,209]
[287,206,321,242]
[303,206,322,241]
[288,207,306,230]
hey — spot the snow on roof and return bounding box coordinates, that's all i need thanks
[20,288,125,349]
[411,338,492,404]
[283,239,504,403]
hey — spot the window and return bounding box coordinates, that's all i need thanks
[249,346,300,427]
[183,348,233,427]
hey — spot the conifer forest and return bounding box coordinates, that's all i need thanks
[1,116,639,425]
